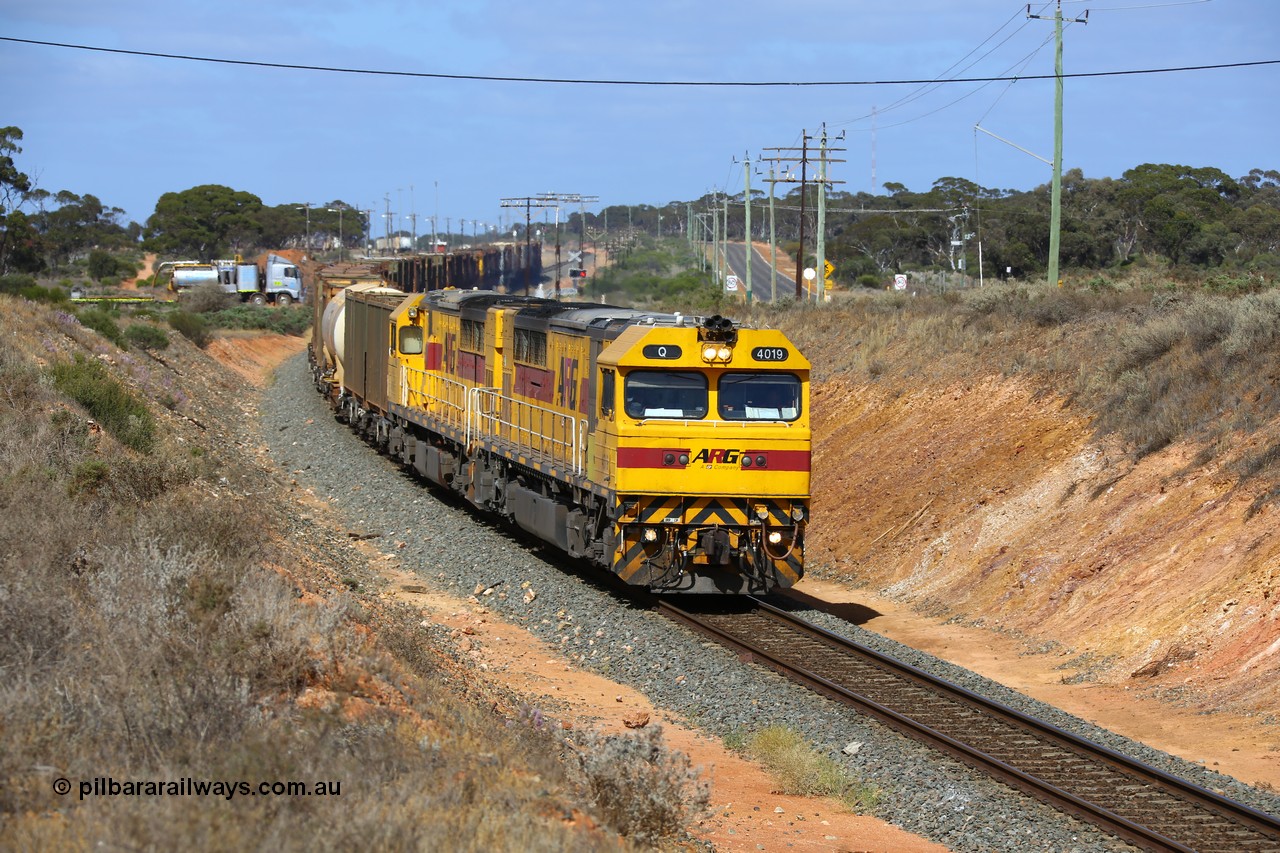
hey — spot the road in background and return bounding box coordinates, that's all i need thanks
[722,242,797,303]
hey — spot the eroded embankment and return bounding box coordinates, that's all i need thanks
[809,374,1280,714]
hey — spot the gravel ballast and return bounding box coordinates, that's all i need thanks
[262,353,1279,852]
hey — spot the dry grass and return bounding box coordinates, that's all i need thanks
[569,725,710,846]
[0,294,702,852]
[729,725,880,813]
[736,276,1280,497]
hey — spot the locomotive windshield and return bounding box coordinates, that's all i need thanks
[718,373,802,421]
[624,371,708,419]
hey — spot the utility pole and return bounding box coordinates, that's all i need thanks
[722,195,729,289]
[740,153,753,304]
[326,204,347,261]
[1029,1,1088,288]
[382,195,392,254]
[763,127,844,301]
[501,196,558,295]
[816,131,827,303]
[797,132,807,300]
[815,124,846,303]
[296,203,312,257]
[537,192,598,294]
[710,196,719,282]
[763,163,778,300]
[410,184,417,252]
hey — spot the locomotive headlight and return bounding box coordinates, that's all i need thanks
[768,531,784,545]
[717,345,732,361]
[702,345,719,361]
[643,527,659,542]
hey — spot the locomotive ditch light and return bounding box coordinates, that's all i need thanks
[742,456,752,467]
[678,453,689,465]
[643,527,659,542]
[664,452,676,466]
[768,531,784,545]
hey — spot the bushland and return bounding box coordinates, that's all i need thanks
[0,294,707,851]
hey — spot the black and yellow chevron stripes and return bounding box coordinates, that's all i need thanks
[629,496,797,527]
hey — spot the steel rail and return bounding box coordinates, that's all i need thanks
[655,597,1280,853]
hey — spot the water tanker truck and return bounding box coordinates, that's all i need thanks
[159,254,303,305]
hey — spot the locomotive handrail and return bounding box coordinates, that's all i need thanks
[466,387,586,475]
[403,367,469,431]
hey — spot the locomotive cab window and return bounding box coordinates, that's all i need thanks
[398,325,423,355]
[718,373,801,421]
[600,369,615,419]
[624,371,708,419]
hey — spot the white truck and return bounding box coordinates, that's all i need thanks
[160,254,303,305]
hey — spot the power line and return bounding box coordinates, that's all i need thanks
[859,6,1030,121]
[2,35,1275,87]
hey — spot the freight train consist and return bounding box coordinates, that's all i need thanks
[312,285,810,594]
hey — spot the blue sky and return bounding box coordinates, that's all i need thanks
[2,0,1276,233]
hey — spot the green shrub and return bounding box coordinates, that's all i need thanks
[51,356,156,453]
[0,274,38,295]
[17,284,67,304]
[88,249,125,282]
[180,283,234,314]
[124,323,170,351]
[69,460,111,496]
[75,307,128,349]
[207,304,311,337]
[167,311,211,348]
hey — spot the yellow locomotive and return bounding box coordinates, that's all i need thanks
[318,287,810,594]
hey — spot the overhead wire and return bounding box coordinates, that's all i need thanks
[1,35,1273,87]
[849,5,1031,123]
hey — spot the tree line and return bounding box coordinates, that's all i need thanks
[588,165,1280,286]
[0,126,371,276]
[3,123,1276,283]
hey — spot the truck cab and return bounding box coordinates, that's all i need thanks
[260,254,303,306]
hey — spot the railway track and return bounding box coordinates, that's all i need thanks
[657,597,1280,853]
